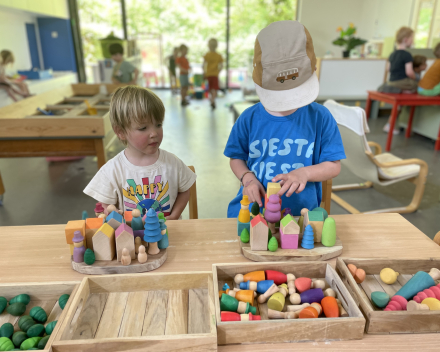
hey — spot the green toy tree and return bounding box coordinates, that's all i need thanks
[240,228,250,243]
[321,217,336,247]
[84,249,95,265]
[268,237,278,252]
[251,202,260,217]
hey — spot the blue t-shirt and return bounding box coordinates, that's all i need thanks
[224,102,346,218]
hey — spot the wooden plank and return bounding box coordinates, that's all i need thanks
[188,288,210,334]
[46,301,64,326]
[374,274,402,296]
[95,292,129,339]
[360,275,386,301]
[142,290,168,336]
[71,293,108,340]
[397,274,413,286]
[165,290,189,335]
[118,291,148,337]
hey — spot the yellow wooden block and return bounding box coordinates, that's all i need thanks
[96,223,115,238]
[65,220,85,244]
[267,182,281,197]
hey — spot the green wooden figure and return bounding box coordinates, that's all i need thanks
[240,228,250,243]
[268,237,278,252]
[84,249,96,265]
[220,294,257,314]
[321,217,336,247]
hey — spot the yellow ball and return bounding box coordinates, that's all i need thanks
[380,268,399,285]
[421,297,440,310]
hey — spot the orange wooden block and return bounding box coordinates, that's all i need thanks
[65,220,86,244]
[85,217,104,250]
[321,296,339,318]
[299,306,318,319]
[244,271,265,283]
[124,211,133,225]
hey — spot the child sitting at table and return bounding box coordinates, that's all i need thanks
[224,21,345,218]
[413,55,427,81]
[0,50,32,101]
[83,86,196,219]
[418,43,440,96]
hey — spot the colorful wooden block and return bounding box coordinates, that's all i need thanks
[239,280,274,294]
[221,311,261,321]
[280,214,299,234]
[123,211,133,226]
[237,219,250,237]
[250,214,268,251]
[280,228,299,249]
[266,182,281,197]
[92,223,115,261]
[304,211,324,242]
[220,294,257,314]
[395,269,440,300]
[115,223,135,261]
[85,217,104,251]
[65,220,86,245]
[106,211,123,230]
[238,195,251,223]
[300,288,324,304]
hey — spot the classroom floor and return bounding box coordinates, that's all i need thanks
[0,90,439,239]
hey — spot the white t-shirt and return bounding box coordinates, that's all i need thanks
[83,149,196,217]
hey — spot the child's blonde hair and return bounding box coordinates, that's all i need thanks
[395,27,414,44]
[109,86,165,145]
[0,50,14,65]
[208,38,218,51]
[434,43,440,58]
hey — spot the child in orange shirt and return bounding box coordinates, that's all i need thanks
[418,43,440,96]
[176,44,190,106]
[203,38,223,109]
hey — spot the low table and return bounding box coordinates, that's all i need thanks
[365,90,440,151]
[1,214,440,350]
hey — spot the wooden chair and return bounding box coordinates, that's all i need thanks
[321,179,332,215]
[188,166,198,219]
[324,100,428,214]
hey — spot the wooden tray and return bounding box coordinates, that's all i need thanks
[51,272,217,351]
[70,248,167,275]
[239,234,343,261]
[213,261,365,345]
[336,257,440,334]
[0,281,79,352]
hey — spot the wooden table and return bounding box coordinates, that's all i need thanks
[1,214,440,350]
[365,91,440,152]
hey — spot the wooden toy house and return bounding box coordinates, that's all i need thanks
[304,210,324,242]
[106,211,123,230]
[115,223,135,261]
[280,214,299,249]
[250,215,268,251]
[65,220,86,255]
[85,217,104,250]
[92,223,116,261]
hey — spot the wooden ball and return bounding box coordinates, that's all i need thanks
[300,208,309,216]
[132,209,141,218]
[122,248,129,256]
[107,205,117,213]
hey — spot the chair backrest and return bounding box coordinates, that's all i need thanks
[321,179,332,215]
[188,166,198,219]
[323,100,380,183]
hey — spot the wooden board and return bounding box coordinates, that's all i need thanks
[70,249,167,275]
[336,257,440,334]
[239,235,343,262]
[0,281,78,352]
[213,261,365,345]
[51,272,217,352]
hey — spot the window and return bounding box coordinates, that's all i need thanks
[414,0,436,48]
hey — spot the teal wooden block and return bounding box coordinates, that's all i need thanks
[237,219,250,237]
[371,291,390,308]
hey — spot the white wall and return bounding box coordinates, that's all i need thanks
[299,0,415,57]
[0,6,38,70]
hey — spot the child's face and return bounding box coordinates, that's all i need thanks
[124,119,163,155]
[181,48,188,56]
[112,53,123,63]
[403,34,414,48]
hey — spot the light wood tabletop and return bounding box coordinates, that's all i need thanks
[1,213,440,350]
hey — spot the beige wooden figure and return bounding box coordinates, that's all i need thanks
[258,283,280,304]
[287,303,310,312]
[407,300,429,311]
[289,293,301,305]
[268,309,298,319]
[311,279,326,289]
[121,248,131,266]
[310,302,322,315]
[335,298,348,317]
[137,245,148,263]
[324,288,336,297]
[287,274,296,294]
[135,237,142,254]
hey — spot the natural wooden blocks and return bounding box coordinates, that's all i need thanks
[93,223,116,261]
[304,211,324,242]
[85,217,104,251]
[280,214,300,249]
[106,211,123,230]
[250,215,268,251]
[266,182,281,197]
[115,223,135,262]
[65,220,86,255]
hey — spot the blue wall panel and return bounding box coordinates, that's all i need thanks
[25,23,41,69]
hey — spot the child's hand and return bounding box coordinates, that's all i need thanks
[242,174,265,207]
[272,168,309,197]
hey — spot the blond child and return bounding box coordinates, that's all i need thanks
[224,21,344,217]
[0,50,31,101]
[176,44,190,106]
[418,44,440,96]
[109,43,139,85]
[203,38,223,109]
[84,86,196,219]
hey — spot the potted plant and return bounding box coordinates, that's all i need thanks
[332,23,367,58]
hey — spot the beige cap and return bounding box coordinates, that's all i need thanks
[253,20,319,111]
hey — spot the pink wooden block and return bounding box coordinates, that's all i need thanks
[280,228,298,249]
[115,223,133,239]
[391,295,407,310]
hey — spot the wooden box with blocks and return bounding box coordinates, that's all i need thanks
[0,281,79,352]
[212,261,365,345]
[50,272,217,351]
[336,258,440,334]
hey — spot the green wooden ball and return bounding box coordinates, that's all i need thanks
[9,294,30,306]
[11,332,27,348]
[6,303,26,316]
[26,324,45,338]
[45,320,57,335]
[29,307,47,323]
[18,316,35,333]
[58,294,70,310]
[19,337,42,350]
[0,323,14,339]
[0,337,14,351]
[0,297,7,314]
[37,335,50,350]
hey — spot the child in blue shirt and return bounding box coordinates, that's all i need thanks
[224,21,345,217]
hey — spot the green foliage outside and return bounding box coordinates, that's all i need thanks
[414,6,433,48]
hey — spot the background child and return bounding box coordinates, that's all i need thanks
[0,50,31,101]
[418,43,440,96]
[176,44,190,106]
[383,27,417,134]
[413,55,427,81]
[224,21,345,217]
[84,86,196,219]
[167,47,179,94]
[110,43,139,85]
[203,38,223,109]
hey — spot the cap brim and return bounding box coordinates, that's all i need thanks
[255,73,319,111]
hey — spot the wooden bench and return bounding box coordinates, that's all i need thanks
[365,90,440,151]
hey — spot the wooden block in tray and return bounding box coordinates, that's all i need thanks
[213,261,365,345]
[51,272,217,351]
[0,281,79,352]
[336,257,440,334]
